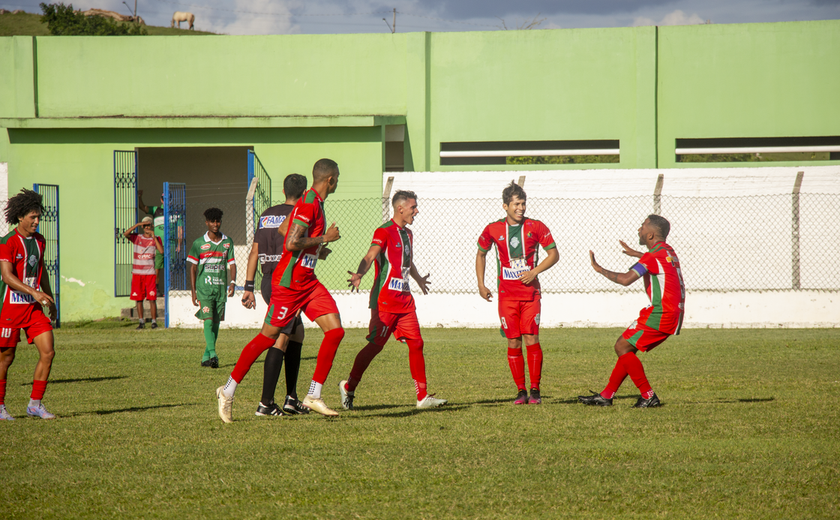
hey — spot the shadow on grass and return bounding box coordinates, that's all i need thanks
[19,376,128,386]
[216,356,316,370]
[89,403,198,416]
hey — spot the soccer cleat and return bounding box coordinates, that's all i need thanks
[136,322,145,330]
[528,388,542,405]
[0,405,14,421]
[26,403,56,419]
[209,357,219,369]
[282,395,310,415]
[216,386,234,423]
[151,322,159,330]
[255,401,284,417]
[578,391,613,407]
[514,390,528,405]
[201,359,213,368]
[338,380,354,410]
[633,393,662,408]
[302,395,339,417]
[417,394,447,409]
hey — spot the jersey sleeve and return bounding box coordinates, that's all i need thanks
[186,240,200,264]
[0,239,11,263]
[536,222,556,250]
[477,225,494,252]
[126,234,139,245]
[633,251,658,276]
[148,205,159,216]
[371,227,389,248]
[291,201,315,229]
[227,240,236,265]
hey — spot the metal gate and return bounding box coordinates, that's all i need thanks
[163,182,187,328]
[33,183,60,328]
[113,150,138,297]
[247,150,272,288]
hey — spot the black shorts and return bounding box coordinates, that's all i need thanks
[261,268,302,336]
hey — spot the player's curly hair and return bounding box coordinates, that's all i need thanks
[647,214,671,239]
[4,188,44,225]
[502,181,526,205]
[204,207,223,222]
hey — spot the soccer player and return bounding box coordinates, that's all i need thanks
[216,158,345,422]
[0,189,58,420]
[339,190,447,410]
[188,208,236,368]
[476,181,558,405]
[241,173,313,416]
[124,216,164,330]
[579,214,685,408]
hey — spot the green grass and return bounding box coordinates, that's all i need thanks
[3,324,839,519]
[0,12,214,36]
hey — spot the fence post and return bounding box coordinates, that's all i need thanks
[517,175,526,188]
[653,174,664,215]
[382,176,394,223]
[791,171,804,290]
[246,177,258,245]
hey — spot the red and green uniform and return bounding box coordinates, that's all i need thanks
[187,232,235,321]
[0,230,53,347]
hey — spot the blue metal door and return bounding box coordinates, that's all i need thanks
[33,183,60,328]
[163,182,187,328]
[113,150,138,298]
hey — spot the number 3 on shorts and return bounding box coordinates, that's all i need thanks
[277,306,289,320]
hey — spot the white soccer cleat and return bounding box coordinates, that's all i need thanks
[0,404,14,420]
[26,403,55,419]
[216,386,234,423]
[338,380,354,410]
[302,395,339,417]
[417,394,447,409]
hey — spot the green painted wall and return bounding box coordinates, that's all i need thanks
[1,20,838,320]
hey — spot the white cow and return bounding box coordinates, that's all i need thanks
[171,11,194,30]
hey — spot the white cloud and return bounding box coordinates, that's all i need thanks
[631,9,706,27]
[201,0,302,35]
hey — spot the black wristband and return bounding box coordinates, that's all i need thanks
[244,280,255,291]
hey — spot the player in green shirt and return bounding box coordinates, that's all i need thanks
[188,208,236,368]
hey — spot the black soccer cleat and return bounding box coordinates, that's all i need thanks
[283,395,310,415]
[528,388,542,405]
[209,356,219,369]
[151,322,158,330]
[633,393,661,408]
[136,322,145,330]
[255,402,284,417]
[200,359,213,368]
[578,391,613,406]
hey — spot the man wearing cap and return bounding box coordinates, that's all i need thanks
[123,217,164,329]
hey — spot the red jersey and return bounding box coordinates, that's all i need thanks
[273,188,327,290]
[128,234,160,275]
[368,220,415,314]
[630,241,685,335]
[477,218,556,301]
[0,229,46,324]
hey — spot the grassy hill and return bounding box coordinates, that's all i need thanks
[0,11,215,36]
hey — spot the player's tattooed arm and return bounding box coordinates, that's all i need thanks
[285,222,340,251]
[619,240,644,258]
[589,250,640,286]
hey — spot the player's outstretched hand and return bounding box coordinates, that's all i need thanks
[324,223,340,244]
[417,273,431,295]
[518,269,537,285]
[589,250,602,273]
[619,240,644,258]
[319,246,332,260]
[347,271,362,292]
[241,291,256,310]
[478,285,493,302]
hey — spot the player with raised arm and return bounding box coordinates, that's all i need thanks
[476,181,559,405]
[188,208,236,368]
[124,216,164,330]
[241,173,314,416]
[339,190,447,410]
[216,158,345,422]
[0,189,58,420]
[579,214,685,408]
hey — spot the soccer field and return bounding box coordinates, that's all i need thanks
[4,323,839,519]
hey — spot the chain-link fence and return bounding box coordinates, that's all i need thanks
[320,193,840,294]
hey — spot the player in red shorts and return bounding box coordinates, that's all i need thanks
[0,189,58,420]
[339,190,447,410]
[123,216,164,330]
[216,159,345,422]
[579,214,685,408]
[476,182,558,405]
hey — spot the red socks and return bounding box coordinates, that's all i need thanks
[230,333,276,384]
[507,347,526,390]
[406,339,427,400]
[311,328,345,385]
[31,379,48,400]
[526,343,543,391]
[602,352,653,399]
[348,342,384,391]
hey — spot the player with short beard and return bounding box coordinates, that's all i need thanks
[0,189,58,420]
[580,214,685,408]
[339,190,447,410]
[476,181,558,405]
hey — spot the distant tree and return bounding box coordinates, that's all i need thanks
[507,155,620,165]
[40,2,146,35]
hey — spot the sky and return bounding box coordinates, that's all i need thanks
[2,0,838,34]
